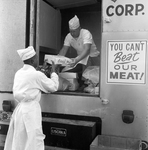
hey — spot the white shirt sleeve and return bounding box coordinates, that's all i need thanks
[82,30,93,44]
[36,71,59,93]
[64,33,71,47]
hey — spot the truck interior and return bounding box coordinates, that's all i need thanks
[38,0,102,96]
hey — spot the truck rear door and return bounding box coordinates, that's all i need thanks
[101,0,148,141]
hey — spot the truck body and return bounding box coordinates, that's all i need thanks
[0,0,148,149]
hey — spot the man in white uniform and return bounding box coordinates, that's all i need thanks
[4,46,59,150]
[59,15,100,86]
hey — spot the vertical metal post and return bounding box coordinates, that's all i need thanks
[29,0,40,66]
[36,0,40,66]
[29,0,36,47]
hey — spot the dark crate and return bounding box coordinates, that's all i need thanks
[43,117,97,150]
[0,124,9,135]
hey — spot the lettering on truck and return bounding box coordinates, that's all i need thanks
[106,3,144,16]
[51,127,67,137]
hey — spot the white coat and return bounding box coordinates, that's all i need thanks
[4,64,59,150]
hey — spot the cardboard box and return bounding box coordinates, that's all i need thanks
[67,78,79,91]
[59,73,78,79]
[59,73,79,91]
[45,55,72,66]
[90,135,141,150]
[42,117,96,150]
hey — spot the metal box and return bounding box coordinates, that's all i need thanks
[0,123,9,135]
[42,117,97,150]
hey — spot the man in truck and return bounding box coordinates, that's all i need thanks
[4,46,59,150]
[58,15,100,87]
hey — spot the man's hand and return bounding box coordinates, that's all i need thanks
[68,58,77,68]
[51,61,61,74]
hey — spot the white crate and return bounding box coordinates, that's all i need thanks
[90,135,141,150]
[59,73,78,79]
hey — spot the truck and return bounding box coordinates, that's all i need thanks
[0,0,148,149]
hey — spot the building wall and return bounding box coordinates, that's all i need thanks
[0,0,26,92]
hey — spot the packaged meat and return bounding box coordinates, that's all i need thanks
[45,55,72,66]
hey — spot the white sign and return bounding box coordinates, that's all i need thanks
[107,40,147,84]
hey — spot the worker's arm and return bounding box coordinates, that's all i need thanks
[69,43,91,67]
[37,70,59,93]
[58,45,69,56]
[36,61,59,93]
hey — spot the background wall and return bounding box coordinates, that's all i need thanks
[0,0,26,92]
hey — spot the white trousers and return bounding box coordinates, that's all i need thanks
[4,101,45,150]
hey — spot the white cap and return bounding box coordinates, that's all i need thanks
[17,46,36,61]
[69,15,80,30]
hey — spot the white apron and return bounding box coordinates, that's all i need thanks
[4,101,45,150]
